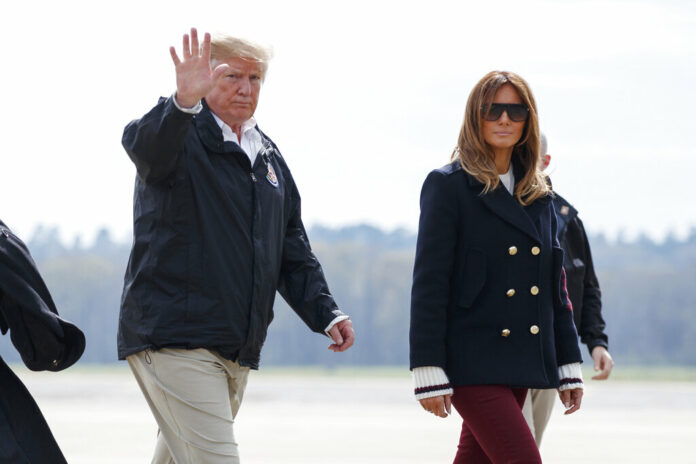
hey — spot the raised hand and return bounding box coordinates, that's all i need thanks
[169,28,229,108]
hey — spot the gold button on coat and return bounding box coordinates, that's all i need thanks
[531,246,541,255]
[530,325,540,335]
[506,289,516,297]
[530,286,539,295]
[508,246,518,255]
[501,329,511,337]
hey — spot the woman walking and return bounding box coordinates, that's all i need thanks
[409,70,584,463]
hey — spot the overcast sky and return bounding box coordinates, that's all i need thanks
[1,0,694,244]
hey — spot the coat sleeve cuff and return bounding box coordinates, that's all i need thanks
[586,340,609,356]
[171,93,203,114]
[412,366,453,400]
[324,315,350,338]
[558,362,584,391]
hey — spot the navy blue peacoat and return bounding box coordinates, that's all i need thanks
[409,160,582,389]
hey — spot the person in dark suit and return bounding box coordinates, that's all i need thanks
[522,134,614,445]
[409,71,584,463]
[0,219,86,463]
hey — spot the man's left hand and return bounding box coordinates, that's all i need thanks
[591,346,614,380]
[328,319,355,352]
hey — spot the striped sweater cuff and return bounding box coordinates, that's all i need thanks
[412,366,453,400]
[558,362,583,391]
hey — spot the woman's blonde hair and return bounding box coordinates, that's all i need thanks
[209,34,273,80]
[452,70,550,205]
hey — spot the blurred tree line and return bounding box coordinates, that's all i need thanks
[1,224,695,367]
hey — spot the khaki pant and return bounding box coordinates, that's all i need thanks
[521,388,557,446]
[128,348,250,464]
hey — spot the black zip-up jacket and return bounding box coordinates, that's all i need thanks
[553,194,609,354]
[117,97,344,368]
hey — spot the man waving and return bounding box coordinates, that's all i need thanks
[119,28,354,463]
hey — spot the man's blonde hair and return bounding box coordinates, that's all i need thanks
[209,34,273,80]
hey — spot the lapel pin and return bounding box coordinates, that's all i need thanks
[266,162,279,188]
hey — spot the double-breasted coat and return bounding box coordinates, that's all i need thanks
[409,161,582,389]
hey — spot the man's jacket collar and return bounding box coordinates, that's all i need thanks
[194,100,250,156]
[551,192,578,236]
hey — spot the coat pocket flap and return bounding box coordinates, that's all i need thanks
[456,248,487,308]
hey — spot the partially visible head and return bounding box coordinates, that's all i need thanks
[205,34,273,127]
[453,70,548,205]
[539,132,551,171]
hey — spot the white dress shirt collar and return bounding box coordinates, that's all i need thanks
[211,114,263,166]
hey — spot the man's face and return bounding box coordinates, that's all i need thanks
[205,56,263,127]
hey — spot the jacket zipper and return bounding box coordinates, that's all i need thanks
[247,169,257,351]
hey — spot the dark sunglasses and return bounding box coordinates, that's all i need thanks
[481,103,529,122]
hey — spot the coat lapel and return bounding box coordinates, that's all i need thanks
[524,195,552,226]
[465,158,548,242]
[480,186,542,241]
[516,157,553,231]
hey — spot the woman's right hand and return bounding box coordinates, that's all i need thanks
[419,394,452,418]
[558,387,583,414]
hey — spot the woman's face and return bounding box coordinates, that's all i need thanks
[481,84,526,155]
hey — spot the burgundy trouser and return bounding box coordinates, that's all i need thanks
[451,385,542,464]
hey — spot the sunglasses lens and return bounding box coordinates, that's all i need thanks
[507,105,529,122]
[482,104,504,121]
[483,104,528,122]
